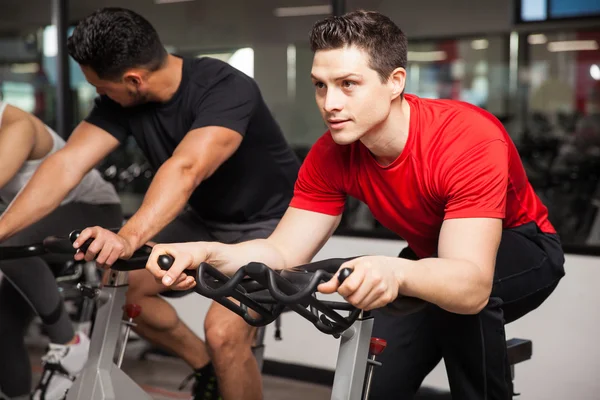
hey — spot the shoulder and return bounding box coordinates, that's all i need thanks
[92,95,125,113]
[0,103,37,133]
[413,95,508,149]
[186,57,257,91]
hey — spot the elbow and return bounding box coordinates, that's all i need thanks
[167,158,206,192]
[465,281,493,314]
[46,151,85,188]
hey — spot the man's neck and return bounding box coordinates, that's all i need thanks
[147,55,183,103]
[360,97,411,166]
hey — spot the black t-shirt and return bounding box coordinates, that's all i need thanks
[86,57,300,223]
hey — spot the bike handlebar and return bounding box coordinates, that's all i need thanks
[0,230,155,272]
[0,243,47,260]
[157,254,361,335]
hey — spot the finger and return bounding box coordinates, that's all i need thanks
[163,253,192,287]
[153,270,168,285]
[104,249,122,268]
[173,273,188,286]
[146,245,167,279]
[172,276,196,291]
[74,250,85,261]
[73,227,97,249]
[347,273,377,308]
[319,260,353,294]
[354,280,388,310]
[84,238,105,262]
[337,265,365,298]
[317,276,339,294]
[95,242,114,265]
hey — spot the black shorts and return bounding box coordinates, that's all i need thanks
[369,222,565,400]
[152,207,279,298]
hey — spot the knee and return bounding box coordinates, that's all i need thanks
[125,270,156,302]
[204,319,251,357]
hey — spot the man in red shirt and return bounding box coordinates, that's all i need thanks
[144,10,565,400]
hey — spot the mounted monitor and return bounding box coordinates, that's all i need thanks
[517,0,600,23]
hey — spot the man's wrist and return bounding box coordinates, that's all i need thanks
[392,257,412,294]
[118,227,144,252]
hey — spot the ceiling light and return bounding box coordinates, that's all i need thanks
[10,63,39,74]
[591,65,600,81]
[274,5,332,17]
[547,40,598,52]
[407,51,447,62]
[471,39,488,50]
[155,0,194,4]
[528,34,547,45]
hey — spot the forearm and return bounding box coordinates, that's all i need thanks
[0,155,82,241]
[397,257,492,314]
[118,161,197,249]
[205,238,289,276]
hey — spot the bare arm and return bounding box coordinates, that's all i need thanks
[116,126,243,250]
[148,207,342,288]
[0,118,36,189]
[0,122,120,241]
[395,217,501,314]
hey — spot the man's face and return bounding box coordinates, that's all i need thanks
[311,45,394,145]
[81,66,148,107]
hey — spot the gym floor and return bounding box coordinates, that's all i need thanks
[27,339,332,400]
[27,338,449,400]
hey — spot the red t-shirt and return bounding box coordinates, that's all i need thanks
[290,94,555,258]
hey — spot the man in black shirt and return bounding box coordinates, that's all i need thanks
[0,8,299,400]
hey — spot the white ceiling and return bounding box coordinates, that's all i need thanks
[0,0,383,47]
[5,0,569,51]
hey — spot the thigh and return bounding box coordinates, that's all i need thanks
[0,257,63,318]
[0,278,35,336]
[210,218,279,244]
[0,279,35,397]
[152,208,214,244]
[492,222,565,323]
[1,202,122,247]
[369,306,442,400]
[151,209,216,298]
[204,300,256,342]
[440,298,512,400]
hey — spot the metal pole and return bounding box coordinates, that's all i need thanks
[52,0,71,138]
[332,0,346,16]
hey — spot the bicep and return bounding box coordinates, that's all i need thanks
[438,217,502,283]
[268,207,342,268]
[57,121,121,177]
[443,140,509,219]
[168,127,242,182]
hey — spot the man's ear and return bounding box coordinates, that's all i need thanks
[389,67,406,100]
[123,71,143,87]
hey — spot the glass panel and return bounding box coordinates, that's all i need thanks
[406,36,510,118]
[520,28,600,246]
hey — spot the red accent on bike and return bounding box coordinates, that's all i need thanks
[123,304,142,319]
[369,337,387,356]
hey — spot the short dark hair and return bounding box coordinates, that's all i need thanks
[309,10,408,83]
[67,7,168,81]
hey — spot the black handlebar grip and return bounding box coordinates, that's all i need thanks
[158,254,175,270]
[337,268,352,284]
[69,230,81,242]
[67,230,93,253]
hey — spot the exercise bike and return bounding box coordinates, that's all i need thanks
[156,255,426,400]
[20,230,421,400]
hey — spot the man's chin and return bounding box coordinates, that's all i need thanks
[330,129,361,145]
